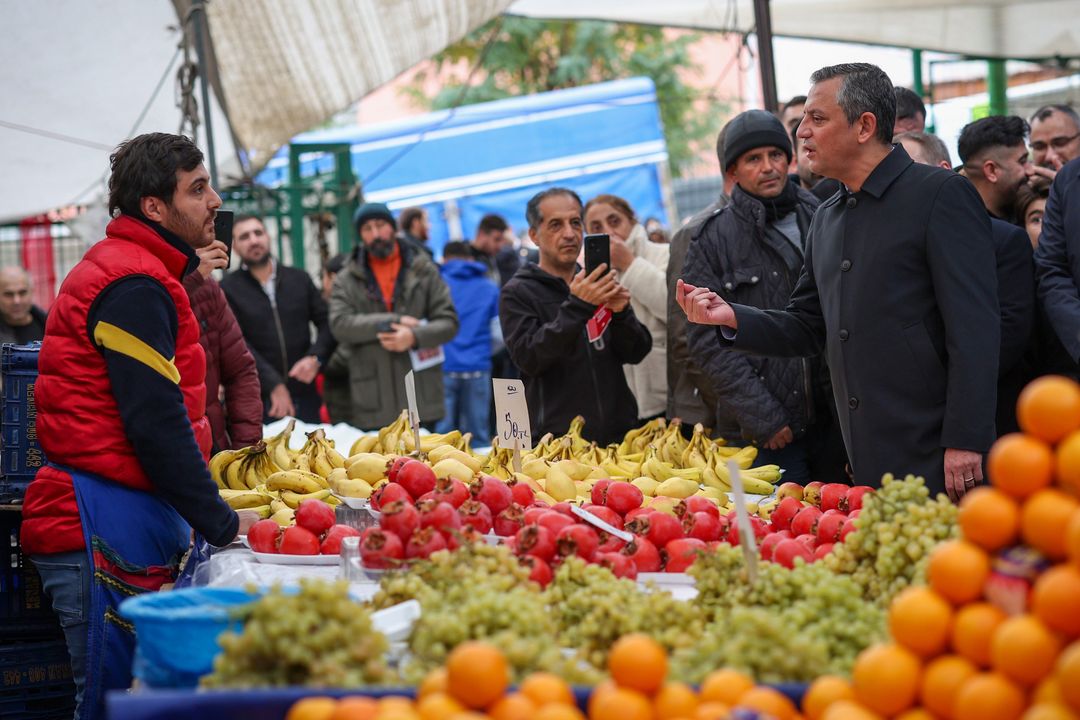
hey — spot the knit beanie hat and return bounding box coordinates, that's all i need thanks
[723,109,793,171]
[353,202,396,230]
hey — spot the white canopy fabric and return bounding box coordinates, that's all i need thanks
[3,0,1078,223]
[507,0,1080,60]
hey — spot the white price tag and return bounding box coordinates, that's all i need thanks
[727,460,759,584]
[571,505,634,544]
[493,378,532,451]
[404,371,422,455]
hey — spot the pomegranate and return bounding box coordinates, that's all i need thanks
[432,477,470,508]
[405,527,448,559]
[790,506,824,537]
[840,518,858,542]
[819,483,850,512]
[803,481,824,507]
[386,456,411,483]
[536,510,576,536]
[581,504,624,530]
[470,475,513,516]
[359,527,405,568]
[371,482,411,511]
[816,511,846,545]
[596,552,638,579]
[621,537,661,572]
[604,482,644,516]
[279,526,320,555]
[685,511,722,542]
[396,460,437,500]
[773,538,814,569]
[417,500,461,535]
[320,524,361,554]
[769,496,804,532]
[776,481,804,501]
[845,486,873,512]
[520,555,553,588]
[247,519,281,554]
[294,499,335,536]
[760,531,787,561]
[680,495,720,519]
[664,537,707,572]
[814,542,835,560]
[515,524,556,562]
[556,524,600,561]
[458,499,494,534]
[493,503,525,537]
[379,500,421,542]
[590,479,612,506]
[509,481,535,507]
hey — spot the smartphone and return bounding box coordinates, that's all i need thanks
[376,320,395,334]
[213,210,234,266]
[583,233,611,276]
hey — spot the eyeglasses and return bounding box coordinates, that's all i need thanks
[1031,132,1080,153]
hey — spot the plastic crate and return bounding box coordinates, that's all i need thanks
[0,640,76,720]
[1,342,45,502]
[0,511,62,641]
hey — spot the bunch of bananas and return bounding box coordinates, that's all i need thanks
[210,421,343,527]
[348,410,474,457]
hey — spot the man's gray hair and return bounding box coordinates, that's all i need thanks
[1031,104,1080,130]
[810,63,896,146]
[525,187,583,231]
[894,130,952,168]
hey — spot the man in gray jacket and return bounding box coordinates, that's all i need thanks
[329,203,458,430]
[680,109,844,483]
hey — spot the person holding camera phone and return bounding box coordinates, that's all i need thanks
[500,187,651,445]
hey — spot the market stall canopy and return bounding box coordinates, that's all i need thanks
[507,0,1080,60]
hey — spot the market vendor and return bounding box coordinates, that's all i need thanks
[20,133,259,720]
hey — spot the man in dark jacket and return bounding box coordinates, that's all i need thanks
[501,187,652,445]
[1035,156,1080,378]
[221,215,334,423]
[678,63,1000,502]
[0,266,47,344]
[183,240,262,451]
[681,109,841,483]
[956,116,1038,434]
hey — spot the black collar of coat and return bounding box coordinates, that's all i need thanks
[846,144,913,200]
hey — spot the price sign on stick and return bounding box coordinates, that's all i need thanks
[571,505,633,543]
[404,371,422,456]
[494,379,531,472]
[727,459,759,584]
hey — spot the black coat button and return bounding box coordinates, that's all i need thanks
[840,259,852,271]
[839,329,849,340]
[848,396,859,410]
[846,197,857,209]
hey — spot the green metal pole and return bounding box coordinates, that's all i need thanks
[288,145,305,270]
[911,49,924,96]
[987,59,1007,116]
[334,147,359,256]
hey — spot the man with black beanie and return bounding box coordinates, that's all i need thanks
[680,109,846,483]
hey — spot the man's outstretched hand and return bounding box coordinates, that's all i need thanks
[676,279,738,328]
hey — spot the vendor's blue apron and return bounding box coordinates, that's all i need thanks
[66,464,190,720]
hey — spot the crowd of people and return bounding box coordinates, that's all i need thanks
[6,61,1080,719]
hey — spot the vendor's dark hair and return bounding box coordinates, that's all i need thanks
[108,132,204,218]
[399,207,425,234]
[957,115,1030,164]
[478,213,508,234]
[894,87,926,122]
[525,187,583,231]
[1016,182,1050,222]
[810,63,896,146]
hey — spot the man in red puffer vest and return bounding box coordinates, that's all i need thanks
[20,133,259,720]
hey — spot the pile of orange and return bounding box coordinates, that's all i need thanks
[806,375,1080,720]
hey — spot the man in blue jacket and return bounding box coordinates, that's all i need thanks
[435,241,500,440]
[1035,156,1080,379]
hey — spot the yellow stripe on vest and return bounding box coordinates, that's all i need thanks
[92,321,181,384]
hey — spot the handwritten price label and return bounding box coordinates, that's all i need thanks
[493,378,532,451]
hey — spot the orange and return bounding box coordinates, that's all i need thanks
[587,680,618,719]
[376,696,420,720]
[951,602,1008,667]
[1033,565,1080,638]
[928,540,990,605]
[533,704,586,720]
[992,614,1063,687]
[489,693,537,720]
[418,668,448,699]
[695,701,731,720]
[417,693,465,720]
[653,682,699,720]
[445,641,510,710]
[1017,375,1080,444]
[952,672,1025,720]
[820,700,884,720]
[1021,489,1080,560]
[608,633,668,694]
[288,698,339,720]
[520,672,574,707]
[330,697,379,720]
[699,668,754,705]
[1035,677,1065,705]
[1023,704,1080,720]
[895,710,937,720]
[888,586,954,658]
[1057,431,1080,497]
[919,654,977,719]
[988,433,1055,499]
[1055,641,1080,712]
[444,714,486,720]
[590,687,654,720]
[851,643,922,717]
[802,675,856,720]
[959,487,1021,551]
[735,686,798,720]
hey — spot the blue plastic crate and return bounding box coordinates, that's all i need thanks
[0,640,76,720]
[0,511,62,641]
[1,342,45,502]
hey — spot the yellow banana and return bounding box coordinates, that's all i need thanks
[346,453,390,483]
[270,498,289,514]
[280,488,333,509]
[220,490,275,510]
[269,507,295,527]
[740,475,778,495]
[349,434,380,456]
[330,476,374,499]
[311,448,336,479]
[265,469,327,494]
[600,460,633,479]
[631,476,660,497]
[743,464,782,483]
[225,457,249,491]
[728,445,759,469]
[243,458,263,490]
[655,476,700,499]
[209,449,240,489]
[427,445,483,473]
[553,458,593,482]
[322,441,346,469]
[250,504,273,519]
[702,466,732,493]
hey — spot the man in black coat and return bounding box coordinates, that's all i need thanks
[1034,156,1080,379]
[681,109,842,483]
[955,116,1038,434]
[221,215,334,423]
[678,63,1000,502]
[500,188,652,445]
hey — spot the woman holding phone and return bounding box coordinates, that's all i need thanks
[584,194,669,421]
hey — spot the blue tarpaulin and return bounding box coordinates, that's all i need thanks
[256,77,669,256]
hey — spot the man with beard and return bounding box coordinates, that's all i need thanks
[398,206,433,257]
[1029,104,1080,185]
[221,215,333,423]
[330,202,458,430]
[958,116,1035,223]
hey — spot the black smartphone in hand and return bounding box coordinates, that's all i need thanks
[583,233,610,276]
[376,320,395,334]
[213,210,234,267]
